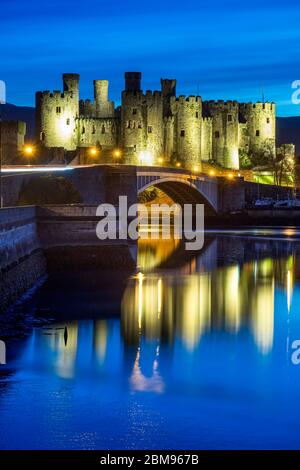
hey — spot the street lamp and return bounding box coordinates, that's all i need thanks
[88,147,99,158]
[23,145,35,165]
[113,149,121,158]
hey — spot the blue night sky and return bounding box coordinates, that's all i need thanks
[1,0,300,116]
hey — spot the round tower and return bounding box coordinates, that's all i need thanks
[241,102,276,156]
[121,89,145,163]
[93,80,114,117]
[174,96,202,169]
[36,73,80,151]
[207,100,239,169]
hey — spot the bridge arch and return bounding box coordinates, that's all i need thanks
[137,175,218,215]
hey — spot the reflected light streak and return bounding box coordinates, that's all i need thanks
[157,278,162,319]
[138,272,144,330]
[251,279,274,354]
[287,270,293,313]
[225,265,240,332]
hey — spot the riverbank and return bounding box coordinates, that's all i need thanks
[206,210,300,228]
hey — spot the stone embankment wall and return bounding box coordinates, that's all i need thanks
[0,207,46,312]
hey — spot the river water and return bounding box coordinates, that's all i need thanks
[0,230,300,449]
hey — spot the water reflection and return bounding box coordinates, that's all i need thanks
[42,322,79,378]
[35,235,298,387]
[2,232,300,449]
[122,238,296,356]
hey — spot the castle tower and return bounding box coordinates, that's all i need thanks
[201,118,213,161]
[161,78,176,117]
[144,90,164,162]
[172,96,202,169]
[36,73,80,150]
[63,73,80,103]
[125,72,142,92]
[121,72,145,163]
[240,102,276,157]
[204,100,239,169]
[93,80,114,117]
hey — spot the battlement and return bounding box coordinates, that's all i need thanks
[145,90,162,98]
[204,99,238,109]
[122,90,144,100]
[240,101,275,111]
[36,90,74,100]
[176,95,201,104]
[63,73,80,81]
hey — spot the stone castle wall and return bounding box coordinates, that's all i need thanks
[36,72,277,170]
[0,120,26,164]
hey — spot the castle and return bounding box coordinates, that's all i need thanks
[36,72,276,170]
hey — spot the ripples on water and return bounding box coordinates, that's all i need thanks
[1,230,300,449]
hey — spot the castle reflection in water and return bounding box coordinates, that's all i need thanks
[41,233,297,383]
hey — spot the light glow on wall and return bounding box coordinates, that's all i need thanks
[57,116,73,140]
[139,151,154,166]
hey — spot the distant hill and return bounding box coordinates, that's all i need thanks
[1,103,300,155]
[0,103,35,140]
[277,117,300,156]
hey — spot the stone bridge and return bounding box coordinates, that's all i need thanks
[1,164,245,214]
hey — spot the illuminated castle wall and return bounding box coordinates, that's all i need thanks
[36,72,276,170]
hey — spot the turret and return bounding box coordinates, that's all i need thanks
[125,72,142,92]
[63,73,80,100]
[93,80,114,117]
[161,78,176,117]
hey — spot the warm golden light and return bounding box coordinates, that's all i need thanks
[209,170,215,176]
[228,173,234,179]
[24,145,34,156]
[193,165,200,173]
[158,157,164,164]
[175,162,181,168]
[113,149,121,158]
[89,147,98,157]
